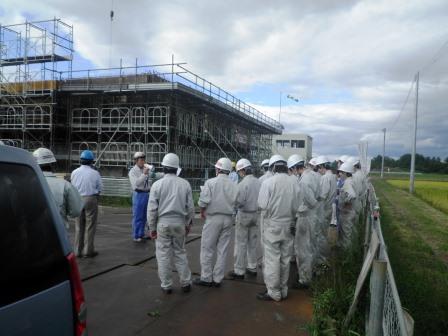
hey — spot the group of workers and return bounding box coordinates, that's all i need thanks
[31,145,367,302]
[133,151,367,300]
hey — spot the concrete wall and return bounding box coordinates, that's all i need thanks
[272,133,312,161]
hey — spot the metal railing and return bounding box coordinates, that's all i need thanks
[58,62,282,134]
[344,183,414,335]
[100,176,204,197]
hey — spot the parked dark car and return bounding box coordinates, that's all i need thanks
[0,145,87,336]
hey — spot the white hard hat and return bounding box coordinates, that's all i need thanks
[161,153,180,169]
[338,155,349,163]
[347,156,360,165]
[309,157,318,166]
[260,159,270,167]
[215,157,232,172]
[33,147,56,165]
[236,158,251,172]
[287,154,304,169]
[133,151,146,160]
[339,161,354,174]
[315,155,330,166]
[269,154,286,167]
[0,140,4,146]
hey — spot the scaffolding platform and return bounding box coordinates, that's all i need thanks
[0,54,71,67]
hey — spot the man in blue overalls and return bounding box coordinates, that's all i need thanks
[128,152,160,242]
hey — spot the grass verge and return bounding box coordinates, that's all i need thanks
[373,179,448,335]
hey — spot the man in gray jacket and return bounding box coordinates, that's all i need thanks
[228,158,261,280]
[33,148,83,227]
[194,157,238,287]
[147,153,194,294]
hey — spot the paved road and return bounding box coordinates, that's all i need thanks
[68,206,312,336]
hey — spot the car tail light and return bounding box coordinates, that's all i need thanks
[67,252,87,336]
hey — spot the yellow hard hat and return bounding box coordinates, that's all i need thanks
[232,161,236,168]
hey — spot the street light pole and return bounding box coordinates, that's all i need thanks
[381,128,386,178]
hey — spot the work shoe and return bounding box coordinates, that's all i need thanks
[133,238,142,242]
[161,288,172,295]
[83,251,99,258]
[294,280,310,289]
[227,271,244,280]
[245,269,257,277]
[182,284,191,293]
[256,290,274,301]
[212,281,221,288]
[193,278,213,287]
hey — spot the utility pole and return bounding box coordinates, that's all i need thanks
[381,128,386,178]
[410,72,419,194]
[279,91,282,123]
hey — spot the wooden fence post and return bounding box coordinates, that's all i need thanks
[368,260,387,335]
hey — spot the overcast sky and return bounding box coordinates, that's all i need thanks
[1,0,447,159]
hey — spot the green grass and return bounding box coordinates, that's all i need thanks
[373,179,448,336]
[308,221,365,335]
[99,195,132,208]
[386,180,448,215]
[193,191,200,206]
[370,171,448,182]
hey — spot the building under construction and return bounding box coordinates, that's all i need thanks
[0,19,282,184]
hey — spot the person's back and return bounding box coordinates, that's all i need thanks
[71,165,102,196]
[70,150,102,258]
[43,172,83,224]
[149,174,194,223]
[257,155,300,301]
[259,170,273,184]
[320,170,337,211]
[147,153,193,294]
[199,174,237,215]
[195,158,238,287]
[236,174,261,213]
[258,173,300,225]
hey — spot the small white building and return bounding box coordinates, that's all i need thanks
[272,133,313,161]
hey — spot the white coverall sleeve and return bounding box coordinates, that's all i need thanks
[319,176,330,201]
[341,182,356,204]
[185,184,194,225]
[235,182,247,209]
[147,184,160,232]
[301,183,317,211]
[257,181,270,211]
[65,183,83,218]
[198,181,211,208]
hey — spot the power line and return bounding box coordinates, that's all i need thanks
[419,36,448,73]
[387,79,415,134]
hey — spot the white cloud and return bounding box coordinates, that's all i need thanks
[1,0,447,158]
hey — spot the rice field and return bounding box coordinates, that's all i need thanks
[386,179,448,214]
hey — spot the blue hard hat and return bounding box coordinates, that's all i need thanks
[80,150,94,161]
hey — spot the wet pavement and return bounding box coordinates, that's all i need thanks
[68,206,313,336]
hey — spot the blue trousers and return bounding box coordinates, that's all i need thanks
[132,191,149,239]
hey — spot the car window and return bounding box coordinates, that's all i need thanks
[0,162,69,307]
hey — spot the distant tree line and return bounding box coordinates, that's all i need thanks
[371,153,448,174]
